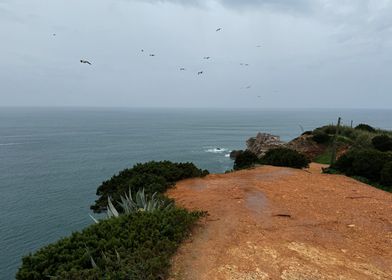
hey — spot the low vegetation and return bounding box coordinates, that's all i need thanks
[328,149,392,192]
[355,123,376,133]
[17,161,209,279]
[91,161,209,212]
[261,148,310,169]
[372,135,392,152]
[312,123,392,191]
[233,150,259,170]
[233,148,309,170]
[17,209,203,280]
[312,131,331,144]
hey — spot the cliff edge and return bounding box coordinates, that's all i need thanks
[168,164,392,280]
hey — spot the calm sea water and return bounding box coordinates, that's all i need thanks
[1,108,391,279]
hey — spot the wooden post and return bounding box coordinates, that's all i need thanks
[330,117,342,165]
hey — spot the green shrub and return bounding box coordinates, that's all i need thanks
[233,150,259,170]
[301,131,312,136]
[261,148,310,169]
[91,161,209,212]
[322,125,337,135]
[381,162,392,186]
[17,209,203,280]
[312,131,331,144]
[355,124,376,133]
[372,135,392,152]
[332,149,391,182]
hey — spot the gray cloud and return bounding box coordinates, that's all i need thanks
[0,0,391,108]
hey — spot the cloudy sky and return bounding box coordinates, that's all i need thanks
[1,0,391,108]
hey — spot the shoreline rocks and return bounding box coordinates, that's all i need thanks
[246,133,286,158]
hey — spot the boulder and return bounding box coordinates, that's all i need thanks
[246,133,285,158]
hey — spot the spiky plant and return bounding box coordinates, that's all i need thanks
[107,188,172,218]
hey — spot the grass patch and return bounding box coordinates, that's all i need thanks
[314,148,333,165]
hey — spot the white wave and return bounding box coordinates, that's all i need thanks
[225,153,231,158]
[0,143,23,146]
[206,147,229,153]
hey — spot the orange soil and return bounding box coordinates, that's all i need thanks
[167,163,392,280]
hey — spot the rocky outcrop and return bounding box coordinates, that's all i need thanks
[287,134,326,160]
[246,133,285,158]
[246,132,327,160]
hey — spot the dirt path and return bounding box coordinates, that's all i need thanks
[167,164,392,280]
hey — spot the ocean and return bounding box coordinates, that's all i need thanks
[1,107,391,279]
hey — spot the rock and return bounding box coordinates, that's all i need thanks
[229,150,243,160]
[286,134,325,161]
[246,133,285,158]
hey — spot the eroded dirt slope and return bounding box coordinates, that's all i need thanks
[167,164,392,280]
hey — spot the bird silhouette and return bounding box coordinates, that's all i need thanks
[149,54,155,57]
[180,68,186,71]
[197,71,203,75]
[216,28,222,32]
[256,45,262,48]
[203,56,211,60]
[246,85,251,89]
[80,60,92,65]
[141,49,144,52]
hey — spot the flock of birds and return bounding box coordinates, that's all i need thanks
[70,27,263,98]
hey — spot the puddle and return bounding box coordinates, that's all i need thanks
[185,179,208,191]
[245,191,268,215]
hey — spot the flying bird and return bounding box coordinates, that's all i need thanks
[216,28,222,32]
[197,71,203,75]
[80,60,92,65]
[141,49,144,52]
[256,45,262,48]
[203,56,211,60]
[149,54,155,57]
[180,68,186,71]
[246,85,252,89]
[53,33,56,36]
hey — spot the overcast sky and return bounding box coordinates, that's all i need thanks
[1,0,391,108]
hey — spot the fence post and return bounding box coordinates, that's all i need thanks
[330,117,342,165]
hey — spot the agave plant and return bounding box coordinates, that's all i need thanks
[107,188,172,218]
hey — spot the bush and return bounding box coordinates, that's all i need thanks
[301,131,313,136]
[332,149,391,182]
[312,131,331,144]
[261,148,310,169]
[372,135,392,152]
[233,150,259,170]
[381,162,392,186]
[355,124,376,133]
[322,125,337,135]
[16,209,203,280]
[91,161,209,212]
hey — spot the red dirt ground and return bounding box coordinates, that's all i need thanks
[167,164,392,280]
